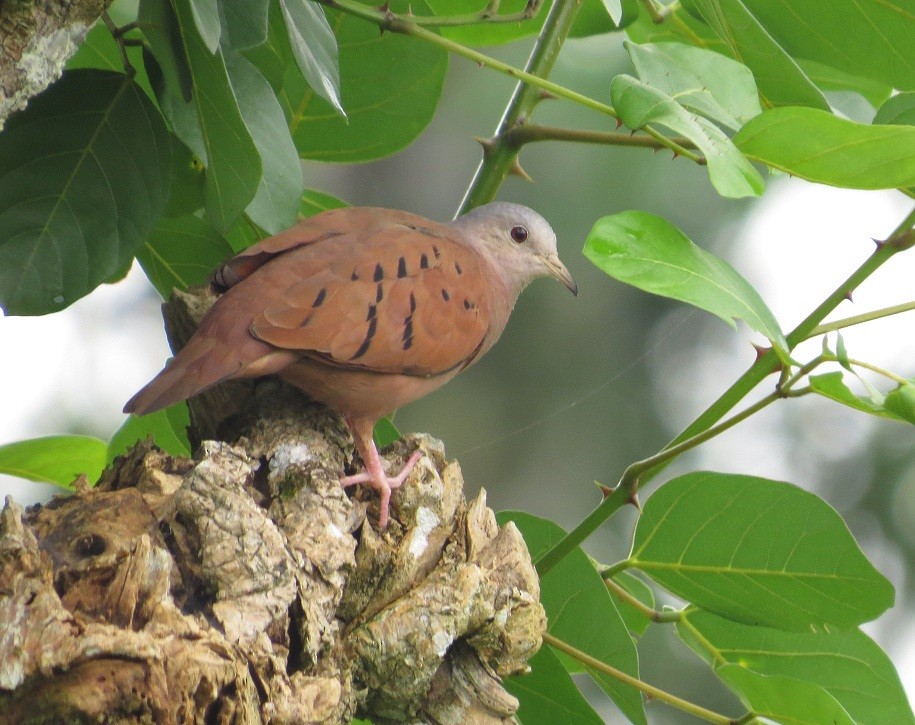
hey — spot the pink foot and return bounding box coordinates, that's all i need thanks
[341,416,423,528]
[340,450,422,528]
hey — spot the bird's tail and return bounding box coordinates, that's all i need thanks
[124,335,296,416]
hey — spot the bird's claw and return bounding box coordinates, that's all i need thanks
[340,450,423,528]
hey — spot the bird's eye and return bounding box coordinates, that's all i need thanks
[510,225,528,243]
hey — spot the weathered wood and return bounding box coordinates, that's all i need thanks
[0,287,546,723]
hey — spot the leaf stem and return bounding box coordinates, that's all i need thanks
[823,354,909,385]
[618,388,782,491]
[400,0,546,26]
[101,11,137,78]
[808,300,915,338]
[543,633,737,724]
[604,575,683,622]
[639,0,667,23]
[311,0,705,195]
[501,122,697,152]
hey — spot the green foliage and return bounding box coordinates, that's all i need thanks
[5,0,915,722]
[505,646,605,725]
[735,108,915,189]
[0,436,108,487]
[678,610,915,725]
[611,74,764,198]
[108,405,192,462]
[628,472,893,630]
[624,42,761,131]
[584,211,786,351]
[0,70,171,315]
[502,512,646,724]
[716,666,856,725]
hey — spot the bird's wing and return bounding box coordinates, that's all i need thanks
[247,216,492,378]
[211,207,373,289]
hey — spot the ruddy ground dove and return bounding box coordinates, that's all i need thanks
[125,202,576,527]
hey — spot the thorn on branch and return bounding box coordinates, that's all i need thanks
[751,343,770,364]
[844,290,854,302]
[509,157,533,182]
[596,482,614,499]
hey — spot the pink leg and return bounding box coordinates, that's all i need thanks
[340,416,422,528]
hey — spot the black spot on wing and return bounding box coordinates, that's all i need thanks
[351,270,360,281]
[312,288,327,307]
[464,299,475,310]
[409,291,416,313]
[376,283,384,302]
[373,263,384,282]
[432,245,441,260]
[397,257,407,278]
[441,289,450,301]
[367,303,377,321]
[402,317,414,350]
[420,253,429,269]
[351,317,377,360]
[455,262,463,275]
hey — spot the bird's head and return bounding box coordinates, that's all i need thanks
[454,201,578,296]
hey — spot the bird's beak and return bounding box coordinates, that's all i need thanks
[544,254,578,296]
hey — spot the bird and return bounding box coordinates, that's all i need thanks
[125,202,577,527]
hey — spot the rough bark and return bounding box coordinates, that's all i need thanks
[0,287,546,723]
[0,0,111,127]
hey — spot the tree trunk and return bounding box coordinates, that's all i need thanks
[0,0,111,127]
[0,287,546,723]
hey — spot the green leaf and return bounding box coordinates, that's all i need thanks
[299,188,349,218]
[874,92,915,126]
[610,571,655,637]
[218,0,269,50]
[679,610,915,725]
[189,0,221,52]
[223,51,304,233]
[808,372,904,421]
[137,214,234,297]
[0,435,108,487]
[278,0,343,115]
[717,666,855,725]
[884,382,915,424]
[373,418,401,449]
[625,42,761,130]
[172,0,262,232]
[426,0,620,45]
[735,107,915,190]
[629,472,894,630]
[500,512,646,725]
[799,59,893,110]
[505,646,604,725]
[163,136,206,218]
[625,4,727,53]
[739,0,915,93]
[610,75,764,198]
[0,70,171,316]
[109,404,192,462]
[679,0,829,110]
[138,0,192,101]
[68,21,156,99]
[584,211,786,350]
[246,0,446,163]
